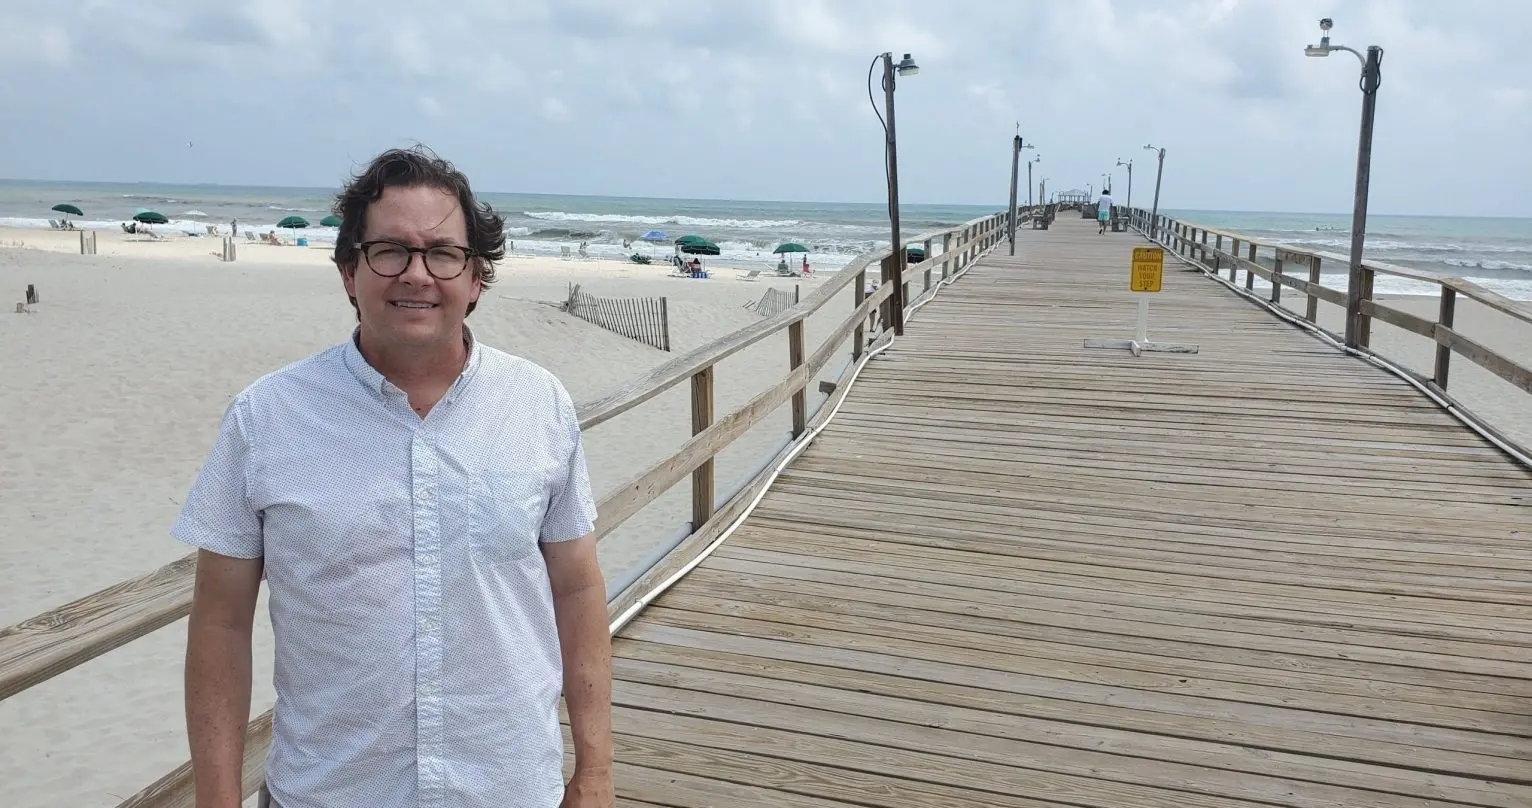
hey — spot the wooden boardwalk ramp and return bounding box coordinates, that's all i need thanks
[603,215,1532,807]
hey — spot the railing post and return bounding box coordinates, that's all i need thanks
[853,267,867,361]
[788,320,806,438]
[1229,238,1240,281]
[1306,256,1322,323]
[1358,266,1375,349]
[1199,229,1207,263]
[941,233,952,280]
[880,253,898,340]
[1434,286,1456,390]
[922,237,934,292]
[1271,253,1284,305]
[1245,242,1256,291]
[690,367,714,528]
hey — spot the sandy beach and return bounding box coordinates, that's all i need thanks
[0,225,856,807]
[3,223,1530,807]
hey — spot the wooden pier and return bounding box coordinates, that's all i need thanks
[4,209,1531,807]
[598,215,1532,806]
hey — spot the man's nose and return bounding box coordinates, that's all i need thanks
[399,250,434,282]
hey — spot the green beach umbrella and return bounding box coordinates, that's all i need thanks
[320,215,342,227]
[905,245,926,262]
[677,238,720,256]
[276,215,309,243]
[772,242,809,254]
[132,210,168,224]
[51,203,84,220]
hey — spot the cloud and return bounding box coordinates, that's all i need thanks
[541,97,572,122]
[0,0,1526,215]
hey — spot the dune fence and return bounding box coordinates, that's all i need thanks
[564,283,671,351]
[747,285,800,319]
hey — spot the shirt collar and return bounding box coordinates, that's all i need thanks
[342,325,482,402]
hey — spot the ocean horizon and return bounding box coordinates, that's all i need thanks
[3,178,1529,299]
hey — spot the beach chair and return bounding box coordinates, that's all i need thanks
[49,219,61,230]
[559,246,572,260]
[245,231,256,241]
[738,268,762,281]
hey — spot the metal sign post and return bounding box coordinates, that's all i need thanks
[1084,247,1200,356]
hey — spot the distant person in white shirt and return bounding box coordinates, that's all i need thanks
[177,146,613,808]
[1097,189,1114,234]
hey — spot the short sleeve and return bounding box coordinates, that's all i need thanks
[540,385,597,543]
[171,397,264,558]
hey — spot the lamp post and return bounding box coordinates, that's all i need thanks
[1305,17,1383,350]
[1143,144,1166,239]
[1027,155,1041,206]
[869,51,919,335]
[1008,132,1035,255]
[1116,158,1133,210]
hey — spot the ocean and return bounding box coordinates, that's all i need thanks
[2,180,1528,299]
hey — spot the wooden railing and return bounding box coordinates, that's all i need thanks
[0,207,1020,807]
[1124,207,1532,458]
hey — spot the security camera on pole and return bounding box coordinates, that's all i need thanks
[868,51,920,335]
[1304,16,1384,349]
[1143,144,1166,239]
[1115,157,1133,211]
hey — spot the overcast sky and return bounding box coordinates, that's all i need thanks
[1,0,1527,216]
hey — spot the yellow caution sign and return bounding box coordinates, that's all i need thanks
[1131,247,1164,292]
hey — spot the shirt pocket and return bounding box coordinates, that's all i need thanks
[468,471,546,564]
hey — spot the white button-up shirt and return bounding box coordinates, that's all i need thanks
[173,329,597,808]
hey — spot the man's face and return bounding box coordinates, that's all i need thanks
[342,185,482,349]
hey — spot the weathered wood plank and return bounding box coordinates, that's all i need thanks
[0,553,197,701]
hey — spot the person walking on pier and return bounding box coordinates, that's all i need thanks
[1097,188,1114,235]
[175,146,614,808]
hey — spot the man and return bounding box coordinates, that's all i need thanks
[176,146,614,808]
[1097,188,1114,235]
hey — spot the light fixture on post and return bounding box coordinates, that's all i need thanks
[1115,157,1133,211]
[1305,16,1383,349]
[1143,144,1166,239]
[868,51,919,335]
[1028,155,1042,206]
[1007,129,1035,256]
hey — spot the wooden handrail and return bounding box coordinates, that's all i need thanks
[1131,208,1532,443]
[3,205,1019,808]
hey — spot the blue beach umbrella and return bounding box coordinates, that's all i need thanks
[640,230,667,242]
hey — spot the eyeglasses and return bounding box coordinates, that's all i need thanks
[354,240,478,280]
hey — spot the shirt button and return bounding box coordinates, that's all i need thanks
[420,618,436,632]
[419,554,437,565]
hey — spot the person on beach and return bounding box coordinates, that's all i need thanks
[176,146,612,808]
[1097,188,1114,235]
